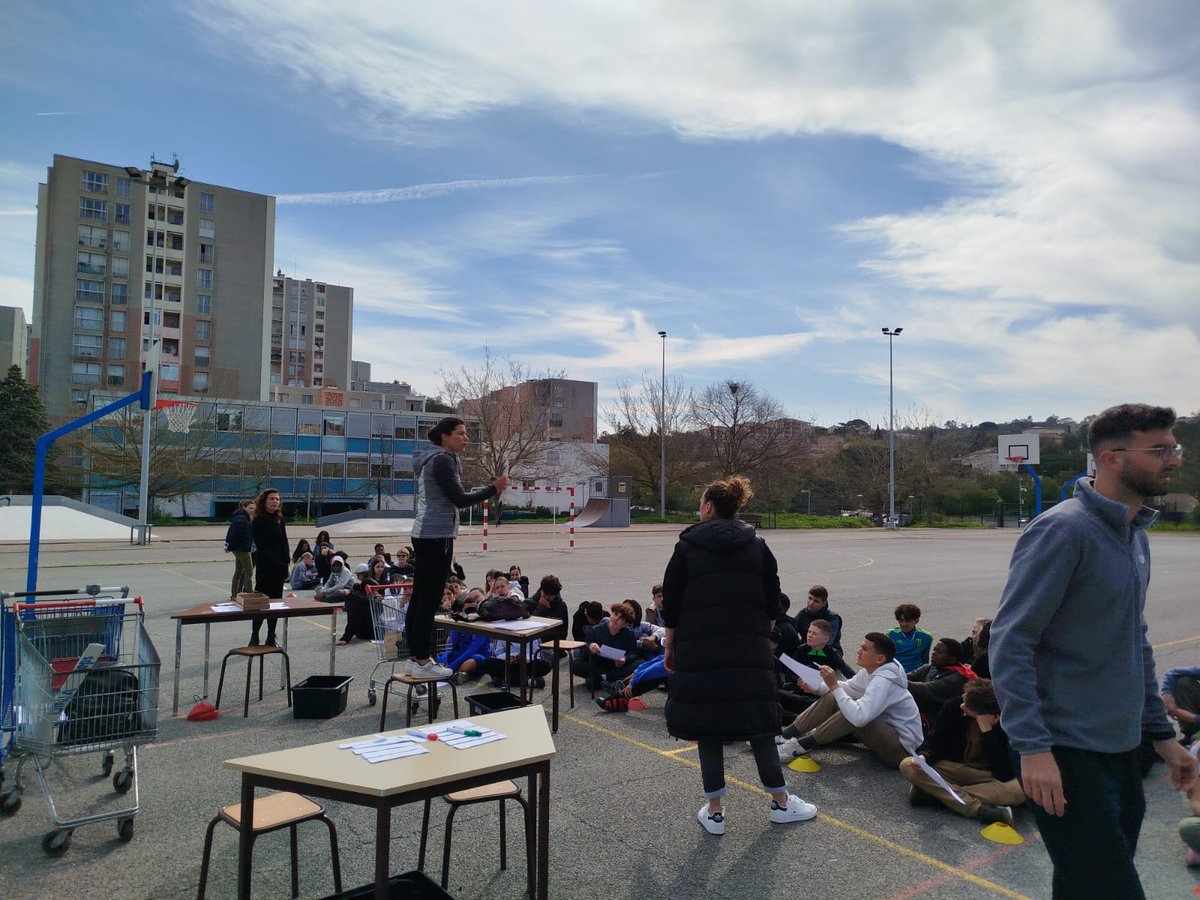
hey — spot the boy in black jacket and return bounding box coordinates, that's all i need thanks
[776,619,854,722]
[899,678,1024,825]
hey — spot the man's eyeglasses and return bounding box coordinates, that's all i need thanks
[1110,444,1184,462]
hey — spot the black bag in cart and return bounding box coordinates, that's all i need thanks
[58,666,142,746]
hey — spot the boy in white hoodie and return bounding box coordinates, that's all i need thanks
[778,632,923,768]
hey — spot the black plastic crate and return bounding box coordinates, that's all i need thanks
[292,675,353,719]
[323,869,453,899]
[465,690,524,717]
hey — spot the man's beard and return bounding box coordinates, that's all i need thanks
[1118,461,1170,499]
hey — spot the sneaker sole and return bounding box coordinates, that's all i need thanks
[770,808,817,824]
[697,814,725,836]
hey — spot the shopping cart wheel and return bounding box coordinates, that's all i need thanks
[367,687,377,706]
[113,768,134,794]
[42,829,72,856]
[101,753,115,777]
[0,789,21,815]
[117,817,135,842]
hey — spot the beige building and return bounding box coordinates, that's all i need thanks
[269,272,353,392]
[0,305,28,375]
[31,154,275,419]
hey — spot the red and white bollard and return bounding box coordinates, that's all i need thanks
[482,499,489,553]
[568,486,575,550]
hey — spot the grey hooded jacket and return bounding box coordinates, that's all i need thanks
[411,443,498,540]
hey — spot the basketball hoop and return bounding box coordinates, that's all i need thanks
[1004,455,1027,471]
[157,399,198,434]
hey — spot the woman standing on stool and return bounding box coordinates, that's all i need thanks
[662,476,817,835]
[249,487,289,647]
[407,418,508,677]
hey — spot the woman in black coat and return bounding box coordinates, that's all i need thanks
[249,488,289,646]
[662,476,816,835]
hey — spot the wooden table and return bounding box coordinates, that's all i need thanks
[224,705,555,899]
[169,598,341,717]
[433,614,567,732]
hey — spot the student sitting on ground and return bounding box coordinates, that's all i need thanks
[291,537,313,564]
[525,575,569,639]
[388,545,415,580]
[1163,666,1200,743]
[481,635,551,689]
[623,598,665,661]
[314,557,353,603]
[437,593,490,683]
[313,542,335,582]
[618,656,670,699]
[644,584,665,626]
[792,585,843,653]
[907,638,977,726]
[778,632,923,768]
[290,551,320,590]
[1179,744,1200,866]
[508,564,531,600]
[571,600,606,642]
[899,678,1023,827]
[887,603,934,673]
[964,618,991,678]
[337,562,379,645]
[572,601,640,689]
[777,619,855,722]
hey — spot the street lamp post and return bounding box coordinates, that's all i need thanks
[800,488,811,515]
[657,330,667,520]
[881,327,903,530]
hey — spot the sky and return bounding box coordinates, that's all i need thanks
[1,1,1198,429]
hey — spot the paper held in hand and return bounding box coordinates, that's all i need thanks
[598,644,626,661]
[779,654,825,691]
[911,755,966,804]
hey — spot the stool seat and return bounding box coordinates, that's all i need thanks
[229,645,285,657]
[389,672,448,685]
[381,671,458,730]
[551,640,586,651]
[219,791,322,831]
[446,780,520,804]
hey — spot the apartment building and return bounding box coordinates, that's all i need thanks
[269,272,353,392]
[31,154,275,419]
[0,305,28,375]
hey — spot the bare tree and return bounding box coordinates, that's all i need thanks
[690,380,793,479]
[439,349,567,484]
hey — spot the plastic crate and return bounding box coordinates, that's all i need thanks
[322,870,453,899]
[292,675,353,719]
[465,690,524,717]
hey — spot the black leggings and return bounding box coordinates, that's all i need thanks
[406,537,453,659]
[697,735,787,799]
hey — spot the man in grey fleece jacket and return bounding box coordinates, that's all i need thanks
[991,403,1195,899]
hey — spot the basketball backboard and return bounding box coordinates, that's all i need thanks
[998,433,1040,469]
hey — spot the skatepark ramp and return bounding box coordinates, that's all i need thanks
[576,476,632,527]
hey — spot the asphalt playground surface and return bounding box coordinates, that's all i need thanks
[1,522,1198,899]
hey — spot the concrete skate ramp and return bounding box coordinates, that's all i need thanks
[573,497,629,528]
[0,496,139,542]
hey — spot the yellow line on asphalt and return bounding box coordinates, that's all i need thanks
[561,712,1031,900]
[1153,634,1200,650]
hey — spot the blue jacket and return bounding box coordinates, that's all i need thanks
[411,443,498,539]
[1162,667,1200,696]
[224,508,253,552]
[438,631,490,671]
[991,479,1173,756]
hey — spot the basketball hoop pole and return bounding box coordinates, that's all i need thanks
[136,340,161,546]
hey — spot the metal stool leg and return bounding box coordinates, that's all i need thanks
[319,814,342,893]
[406,683,416,728]
[215,654,232,710]
[441,803,461,888]
[243,655,253,717]
[197,815,221,900]
[499,797,507,870]
[418,798,431,869]
[289,823,299,898]
[258,653,265,701]
[283,651,292,707]
[379,678,392,731]
[515,793,534,898]
[450,682,459,719]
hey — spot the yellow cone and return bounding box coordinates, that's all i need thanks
[788,755,820,773]
[980,822,1024,845]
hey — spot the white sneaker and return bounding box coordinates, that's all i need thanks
[774,734,787,746]
[697,803,725,835]
[777,737,802,761]
[407,659,453,679]
[769,794,817,824]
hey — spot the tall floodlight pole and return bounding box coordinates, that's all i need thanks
[657,330,667,519]
[882,327,903,530]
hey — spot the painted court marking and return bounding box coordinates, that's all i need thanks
[562,711,1031,900]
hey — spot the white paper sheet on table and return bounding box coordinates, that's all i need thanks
[597,644,625,661]
[485,619,546,633]
[407,721,508,750]
[210,603,241,613]
[779,654,825,690]
[911,755,966,804]
[338,734,429,763]
[268,602,289,609]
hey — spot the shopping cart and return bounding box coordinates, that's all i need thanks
[365,583,451,712]
[0,586,159,855]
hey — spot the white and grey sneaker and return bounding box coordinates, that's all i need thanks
[777,737,803,761]
[697,804,725,835]
[769,794,817,824]
[406,659,453,679]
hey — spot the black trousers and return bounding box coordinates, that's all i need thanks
[697,735,786,799]
[1024,745,1146,899]
[406,537,453,659]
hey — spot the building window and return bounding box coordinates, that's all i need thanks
[161,338,180,357]
[167,232,183,250]
[301,395,314,405]
[167,208,183,226]
[199,217,214,238]
[75,279,104,303]
[116,176,131,198]
[77,251,106,276]
[110,310,126,332]
[115,203,130,225]
[77,224,106,249]
[160,363,179,381]
[166,260,182,277]
[108,337,126,357]
[72,333,102,357]
[192,372,208,392]
[194,349,210,368]
[195,320,211,341]
[111,257,129,278]
[80,171,108,193]
[196,294,212,315]
[79,198,107,220]
[199,192,214,213]
[550,414,563,428]
[71,362,101,384]
[112,230,130,252]
[71,389,89,405]
[107,364,125,386]
[110,283,128,305]
[165,286,181,303]
[197,269,212,290]
[163,311,180,329]
[198,242,214,264]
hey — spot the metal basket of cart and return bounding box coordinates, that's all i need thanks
[366,582,412,707]
[0,587,160,855]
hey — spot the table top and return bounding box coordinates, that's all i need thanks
[225,705,555,798]
[171,597,342,622]
[433,614,564,641]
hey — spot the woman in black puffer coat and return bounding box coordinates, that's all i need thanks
[662,476,816,834]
